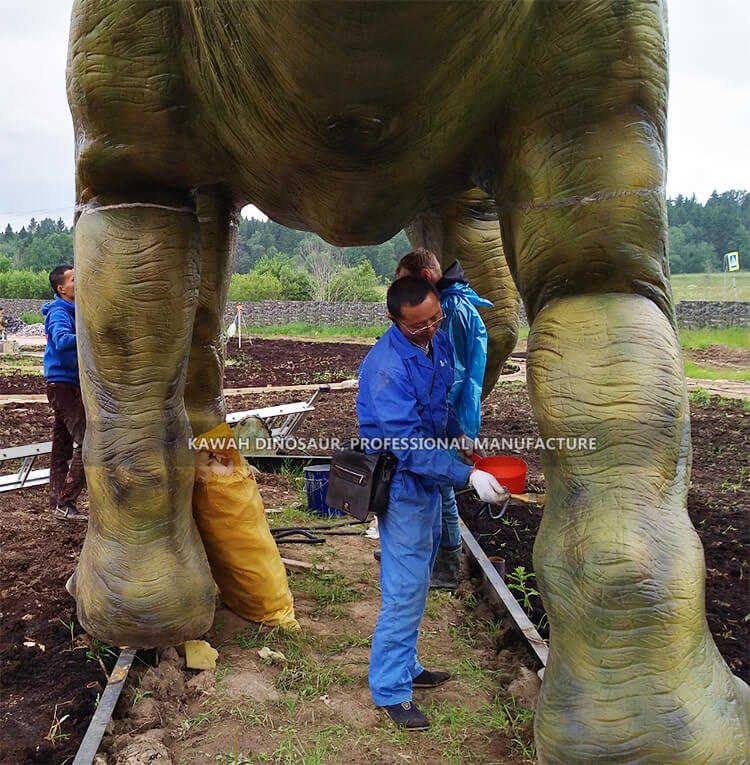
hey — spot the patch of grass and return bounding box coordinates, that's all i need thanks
[324,632,371,655]
[689,387,712,405]
[271,722,352,765]
[240,322,387,339]
[670,272,750,302]
[684,360,750,381]
[274,655,353,699]
[267,502,315,529]
[178,709,218,738]
[721,467,746,492]
[20,312,44,324]
[85,638,118,673]
[288,568,362,610]
[423,590,455,620]
[679,326,750,349]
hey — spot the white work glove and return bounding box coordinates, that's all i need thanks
[469,469,510,505]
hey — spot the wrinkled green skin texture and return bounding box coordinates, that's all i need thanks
[67,1,749,760]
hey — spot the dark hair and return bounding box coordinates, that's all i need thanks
[387,276,438,319]
[395,248,441,279]
[49,265,73,297]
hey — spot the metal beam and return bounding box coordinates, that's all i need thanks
[460,519,549,666]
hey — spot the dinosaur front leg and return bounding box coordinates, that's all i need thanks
[405,188,520,394]
[74,196,215,647]
[494,2,749,761]
[185,188,239,437]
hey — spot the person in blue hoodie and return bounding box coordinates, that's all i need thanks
[396,248,493,589]
[42,264,87,521]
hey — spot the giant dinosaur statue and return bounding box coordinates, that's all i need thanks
[66,1,749,761]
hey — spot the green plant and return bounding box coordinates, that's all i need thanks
[58,617,76,649]
[506,566,540,612]
[721,467,746,492]
[45,703,71,745]
[20,312,44,324]
[689,387,712,406]
[85,639,118,672]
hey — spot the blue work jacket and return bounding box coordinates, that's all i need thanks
[356,324,473,496]
[437,261,493,440]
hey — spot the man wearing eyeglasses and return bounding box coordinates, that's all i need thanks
[396,248,493,590]
[357,276,508,730]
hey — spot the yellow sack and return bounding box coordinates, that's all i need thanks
[192,423,298,629]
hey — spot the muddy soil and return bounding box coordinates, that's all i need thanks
[686,343,750,371]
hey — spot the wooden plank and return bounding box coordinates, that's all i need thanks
[281,557,327,573]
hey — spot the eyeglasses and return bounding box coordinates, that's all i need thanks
[399,313,444,337]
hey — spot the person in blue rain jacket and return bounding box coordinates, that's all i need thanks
[396,249,493,589]
[357,276,507,730]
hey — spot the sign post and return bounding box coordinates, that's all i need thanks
[723,251,740,300]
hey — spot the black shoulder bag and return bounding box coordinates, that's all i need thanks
[325,440,398,521]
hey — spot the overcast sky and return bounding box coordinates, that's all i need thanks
[0,0,747,232]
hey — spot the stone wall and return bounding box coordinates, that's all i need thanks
[2,298,747,329]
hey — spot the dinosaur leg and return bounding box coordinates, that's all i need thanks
[184,187,239,437]
[494,3,749,762]
[74,194,215,647]
[405,188,520,394]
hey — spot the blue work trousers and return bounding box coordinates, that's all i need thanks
[439,484,461,548]
[369,477,442,706]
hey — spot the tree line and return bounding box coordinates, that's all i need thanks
[0,190,746,299]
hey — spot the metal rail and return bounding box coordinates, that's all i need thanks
[460,519,549,667]
[72,648,136,765]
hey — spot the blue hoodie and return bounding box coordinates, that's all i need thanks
[436,261,493,440]
[42,296,79,385]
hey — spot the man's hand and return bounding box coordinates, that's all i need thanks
[469,469,510,504]
[458,433,476,465]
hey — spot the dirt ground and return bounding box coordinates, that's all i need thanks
[0,338,747,762]
[686,343,750,371]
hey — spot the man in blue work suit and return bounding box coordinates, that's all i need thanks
[357,276,508,730]
[397,248,493,589]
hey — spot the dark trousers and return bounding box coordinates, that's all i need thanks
[46,381,86,509]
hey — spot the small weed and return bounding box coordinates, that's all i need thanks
[424,589,454,620]
[45,702,72,745]
[720,524,739,535]
[178,709,218,737]
[86,639,118,672]
[58,617,75,650]
[132,684,155,708]
[506,566,541,612]
[721,467,746,492]
[20,312,44,325]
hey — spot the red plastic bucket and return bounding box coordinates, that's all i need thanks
[471,454,527,494]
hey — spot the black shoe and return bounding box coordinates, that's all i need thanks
[381,701,429,730]
[374,550,381,562]
[412,669,451,688]
[429,544,461,590]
